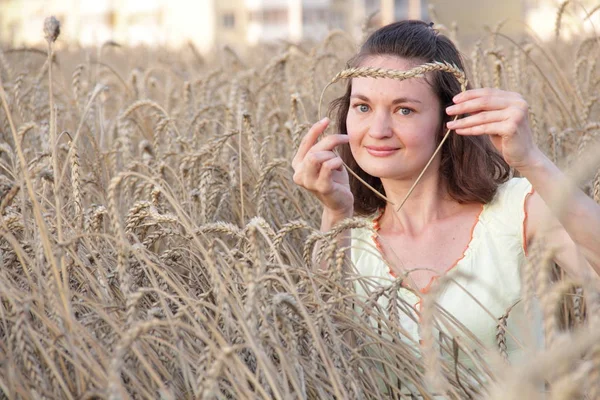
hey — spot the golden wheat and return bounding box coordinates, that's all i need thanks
[0,8,599,399]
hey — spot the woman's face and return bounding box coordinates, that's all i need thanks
[346,55,443,180]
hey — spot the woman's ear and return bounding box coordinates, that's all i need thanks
[439,110,451,138]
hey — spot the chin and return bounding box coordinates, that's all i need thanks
[359,160,429,180]
[357,156,434,180]
[360,166,407,180]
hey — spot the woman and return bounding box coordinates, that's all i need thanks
[292,20,600,363]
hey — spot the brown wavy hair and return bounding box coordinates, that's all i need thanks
[329,20,511,216]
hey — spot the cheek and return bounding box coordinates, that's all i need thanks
[402,132,429,148]
[402,119,441,148]
[345,111,357,130]
[347,131,360,157]
[345,129,362,162]
[346,115,360,143]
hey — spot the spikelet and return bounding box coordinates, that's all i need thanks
[555,1,570,40]
[43,16,60,43]
[327,61,467,91]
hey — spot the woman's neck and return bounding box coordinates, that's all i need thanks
[379,170,459,237]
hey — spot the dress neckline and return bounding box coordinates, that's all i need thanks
[370,203,486,294]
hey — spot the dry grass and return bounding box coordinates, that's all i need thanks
[0,7,599,399]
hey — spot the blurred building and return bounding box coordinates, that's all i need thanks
[0,0,247,52]
[0,0,430,51]
[245,0,426,44]
[246,0,343,44]
[1,0,590,51]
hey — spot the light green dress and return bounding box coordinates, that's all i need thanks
[351,177,541,367]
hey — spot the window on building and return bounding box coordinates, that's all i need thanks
[365,0,379,13]
[263,8,287,24]
[222,12,235,28]
[303,8,327,25]
[302,10,311,24]
[248,8,288,25]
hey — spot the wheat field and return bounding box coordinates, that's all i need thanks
[0,7,599,400]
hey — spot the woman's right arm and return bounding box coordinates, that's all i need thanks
[291,117,354,270]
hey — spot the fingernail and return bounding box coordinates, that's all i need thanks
[446,105,456,113]
[446,121,456,128]
[320,117,330,124]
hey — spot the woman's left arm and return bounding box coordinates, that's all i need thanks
[446,88,600,280]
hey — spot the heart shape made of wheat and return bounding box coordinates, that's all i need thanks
[317,61,468,212]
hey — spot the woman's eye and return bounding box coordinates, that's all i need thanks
[358,104,370,113]
[398,108,412,115]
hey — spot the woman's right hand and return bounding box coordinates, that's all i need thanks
[292,118,354,218]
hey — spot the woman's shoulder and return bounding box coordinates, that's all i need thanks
[487,177,533,210]
[481,177,534,239]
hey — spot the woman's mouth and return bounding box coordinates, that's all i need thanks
[365,146,400,157]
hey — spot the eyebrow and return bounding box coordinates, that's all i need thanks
[350,94,422,104]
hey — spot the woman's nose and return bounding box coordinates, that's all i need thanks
[367,111,393,139]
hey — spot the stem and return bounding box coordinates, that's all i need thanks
[47,38,73,334]
[239,118,245,225]
[396,116,459,212]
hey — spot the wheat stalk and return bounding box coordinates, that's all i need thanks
[555,1,570,40]
[0,10,598,400]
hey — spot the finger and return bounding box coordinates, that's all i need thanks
[446,95,512,116]
[306,151,339,166]
[321,157,344,177]
[451,88,519,104]
[296,151,338,185]
[310,134,349,153]
[316,157,344,193]
[294,118,330,162]
[446,110,509,130]
[453,120,516,136]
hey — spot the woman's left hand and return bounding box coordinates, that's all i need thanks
[445,88,541,170]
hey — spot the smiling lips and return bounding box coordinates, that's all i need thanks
[365,146,401,157]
